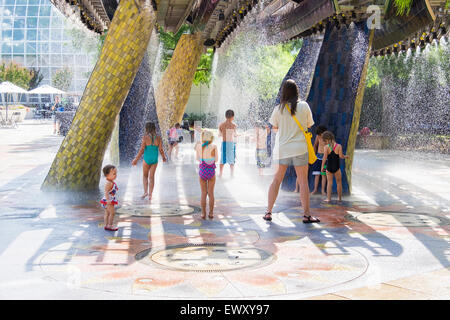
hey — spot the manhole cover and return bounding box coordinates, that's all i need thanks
[352,212,446,227]
[136,244,274,272]
[116,204,200,217]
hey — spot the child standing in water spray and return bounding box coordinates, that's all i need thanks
[311,125,328,195]
[254,121,269,176]
[100,165,119,231]
[321,131,349,203]
[195,130,218,219]
[132,122,167,200]
[218,109,237,178]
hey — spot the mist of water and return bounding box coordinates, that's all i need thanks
[206,3,295,130]
[364,36,450,153]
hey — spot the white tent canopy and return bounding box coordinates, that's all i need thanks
[28,84,65,95]
[0,81,28,94]
[0,82,28,124]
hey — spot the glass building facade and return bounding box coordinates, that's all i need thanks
[0,0,97,94]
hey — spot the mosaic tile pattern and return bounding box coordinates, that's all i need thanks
[155,33,203,146]
[119,53,162,166]
[42,0,156,190]
[306,22,372,194]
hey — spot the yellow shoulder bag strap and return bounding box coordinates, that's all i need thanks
[285,104,317,165]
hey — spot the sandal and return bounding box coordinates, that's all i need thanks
[263,212,272,221]
[201,213,206,220]
[208,213,214,219]
[106,226,119,231]
[303,215,320,223]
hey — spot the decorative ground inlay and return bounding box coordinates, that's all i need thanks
[116,204,201,217]
[349,212,447,227]
[135,243,275,272]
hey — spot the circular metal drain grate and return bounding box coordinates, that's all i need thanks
[117,204,200,217]
[136,243,274,272]
[351,212,446,227]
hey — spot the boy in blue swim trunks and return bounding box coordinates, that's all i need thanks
[218,109,237,178]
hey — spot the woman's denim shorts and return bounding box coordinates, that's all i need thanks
[278,152,308,167]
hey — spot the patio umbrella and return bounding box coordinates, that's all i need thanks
[28,85,66,95]
[0,82,28,121]
[28,85,66,110]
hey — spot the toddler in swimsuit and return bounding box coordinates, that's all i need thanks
[132,122,167,200]
[321,131,349,203]
[311,125,328,195]
[195,130,218,219]
[100,165,119,231]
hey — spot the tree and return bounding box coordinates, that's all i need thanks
[193,48,214,86]
[0,62,33,89]
[52,68,73,91]
[393,0,413,15]
[28,68,44,90]
[158,25,192,71]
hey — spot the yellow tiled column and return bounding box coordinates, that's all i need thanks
[346,29,375,193]
[155,33,203,142]
[42,0,156,191]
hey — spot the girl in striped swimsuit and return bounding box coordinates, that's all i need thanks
[195,130,218,219]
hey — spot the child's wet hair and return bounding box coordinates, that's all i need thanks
[225,109,234,119]
[102,164,116,176]
[175,123,180,128]
[145,122,156,135]
[202,130,214,143]
[316,125,327,135]
[322,131,335,142]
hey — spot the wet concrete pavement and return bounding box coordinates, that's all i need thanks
[0,121,449,299]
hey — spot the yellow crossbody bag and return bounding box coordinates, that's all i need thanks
[285,104,317,165]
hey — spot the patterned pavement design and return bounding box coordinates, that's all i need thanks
[0,122,449,299]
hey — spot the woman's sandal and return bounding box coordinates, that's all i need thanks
[303,215,320,223]
[105,226,119,231]
[208,213,214,219]
[201,213,207,220]
[263,212,272,221]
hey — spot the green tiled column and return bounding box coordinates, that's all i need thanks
[42,0,156,191]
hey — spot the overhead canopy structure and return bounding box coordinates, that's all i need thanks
[28,85,66,95]
[49,0,449,54]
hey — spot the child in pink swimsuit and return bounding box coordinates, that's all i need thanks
[195,130,218,219]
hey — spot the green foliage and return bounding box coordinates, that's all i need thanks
[52,68,73,91]
[217,33,302,103]
[366,64,380,88]
[184,112,217,128]
[193,48,215,86]
[158,25,192,71]
[393,0,413,16]
[0,62,33,89]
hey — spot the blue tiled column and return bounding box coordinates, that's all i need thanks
[306,22,372,194]
[119,52,161,166]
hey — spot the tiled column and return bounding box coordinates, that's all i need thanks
[306,22,374,194]
[42,0,156,191]
[155,33,203,145]
[345,29,374,193]
[118,53,162,166]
